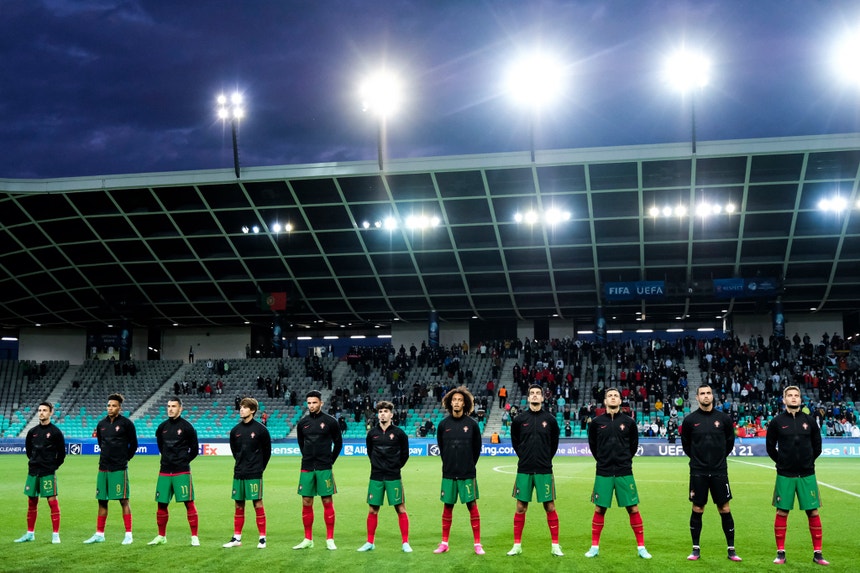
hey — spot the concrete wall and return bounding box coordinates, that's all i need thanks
[162,327,250,362]
[732,313,842,344]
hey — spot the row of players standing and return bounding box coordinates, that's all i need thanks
[15,384,829,565]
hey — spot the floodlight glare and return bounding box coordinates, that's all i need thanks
[362,221,371,229]
[664,50,711,92]
[649,206,660,217]
[383,216,398,230]
[360,71,403,118]
[726,203,736,213]
[833,30,860,85]
[662,206,673,217]
[674,205,687,217]
[271,222,282,233]
[524,211,539,224]
[506,52,565,108]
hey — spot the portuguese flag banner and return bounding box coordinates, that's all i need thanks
[259,292,287,311]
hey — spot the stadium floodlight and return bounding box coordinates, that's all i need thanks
[664,49,710,154]
[360,70,403,171]
[833,29,860,86]
[505,51,566,161]
[216,91,245,178]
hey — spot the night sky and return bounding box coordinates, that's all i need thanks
[1,0,858,179]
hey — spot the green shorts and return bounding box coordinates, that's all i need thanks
[24,474,58,498]
[591,475,639,508]
[297,469,337,497]
[512,473,556,503]
[772,474,821,511]
[440,477,479,504]
[155,472,194,503]
[232,478,264,501]
[96,470,130,501]
[367,479,405,506]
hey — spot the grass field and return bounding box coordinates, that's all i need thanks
[1,454,857,572]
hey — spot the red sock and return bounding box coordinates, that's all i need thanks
[26,497,38,532]
[255,505,266,537]
[234,507,245,536]
[774,513,787,550]
[469,503,481,544]
[156,507,169,536]
[808,514,823,551]
[629,511,644,546]
[546,509,560,544]
[366,513,378,543]
[323,500,335,539]
[302,506,314,539]
[48,498,60,534]
[513,513,526,544]
[398,512,409,543]
[591,511,605,545]
[96,515,107,534]
[441,506,453,542]
[186,502,198,536]
[123,512,133,534]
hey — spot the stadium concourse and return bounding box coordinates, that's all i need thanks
[2,334,858,443]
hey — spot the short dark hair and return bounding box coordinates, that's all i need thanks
[527,383,544,393]
[39,401,53,412]
[604,387,620,397]
[306,390,322,400]
[696,384,713,393]
[376,400,394,412]
[108,393,124,405]
[167,396,183,406]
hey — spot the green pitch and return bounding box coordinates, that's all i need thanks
[1,455,857,572]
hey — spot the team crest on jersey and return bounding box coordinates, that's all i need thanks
[251,432,256,439]
[620,424,625,431]
[463,426,469,432]
[177,429,182,435]
[542,421,547,427]
[802,423,809,430]
[714,421,720,427]
[389,433,395,440]
[321,422,326,429]
[46,433,51,439]
[115,425,120,432]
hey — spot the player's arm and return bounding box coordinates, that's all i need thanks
[765,420,779,462]
[127,419,138,461]
[628,417,639,458]
[365,428,373,462]
[550,415,560,455]
[398,428,410,468]
[810,414,822,459]
[187,422,199,463]
[330,419,343,465]
[229,429,240,461]
[53,428,66,468]
[471,420,482,463]
[724,413,736,457]
[25,430,33,460]
[587,419,597,458]
[155,422,164,452]
[680,417,691,456]
[260,425,272,470]
[510,417,521,454]
[296,423,305,455]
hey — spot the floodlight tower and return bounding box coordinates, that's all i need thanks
[217,92,244,178]
[360,71,403,171]
[664,50,710,154]
[506,52,565,162]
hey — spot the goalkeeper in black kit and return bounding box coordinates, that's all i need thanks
[680,384,741,562]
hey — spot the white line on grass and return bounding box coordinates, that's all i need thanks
[731,458,860,499]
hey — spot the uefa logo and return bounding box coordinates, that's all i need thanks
[69,443,82,455]
[429,444,440,456]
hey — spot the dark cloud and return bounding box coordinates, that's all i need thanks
[1,0,858,178]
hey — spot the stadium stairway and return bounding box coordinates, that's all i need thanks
[20,364,80,435]
[481,358,512,437]
[128,362,193,425]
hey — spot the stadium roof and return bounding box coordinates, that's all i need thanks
[2,133,859,332]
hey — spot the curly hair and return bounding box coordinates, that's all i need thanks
[441,385,475,415]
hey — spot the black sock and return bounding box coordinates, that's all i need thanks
[720,512,735,547]
[690,511,703,546]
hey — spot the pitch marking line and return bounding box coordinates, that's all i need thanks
[732,459,860,499]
